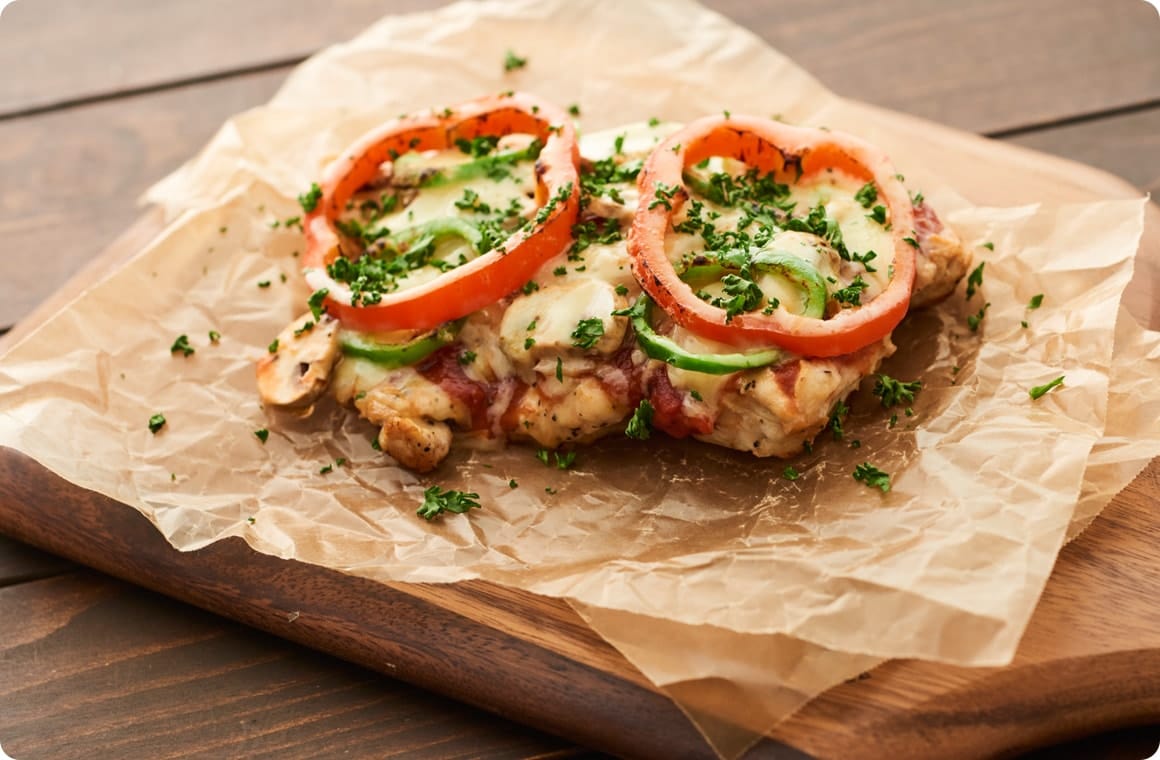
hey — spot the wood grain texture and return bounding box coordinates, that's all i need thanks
[1007,106,1160,196]
[2,0,1157,133]
[0,0,442,115]
[0,448,813,760]
[0,70,286,328]
[0,572,596,760]
[707,0,1160,135]
[1,453,1159,759]
[0,534,73,586]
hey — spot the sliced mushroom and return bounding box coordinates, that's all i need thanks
[256,314,341,409]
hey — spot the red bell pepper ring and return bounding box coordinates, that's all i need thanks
[628,114,916,358]
[302,92,580,333]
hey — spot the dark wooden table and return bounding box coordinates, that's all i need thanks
[2,1,1159,758]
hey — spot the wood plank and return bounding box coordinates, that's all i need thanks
[1005,106,1160,197]
[0,69,287,329]
[2,0,1158,136]
[0,534,73,586]
[0,0,442,116]
[718,0,1160,135]
[2,448,1160,760]
[0,571,597,760]
[0,449,780,760]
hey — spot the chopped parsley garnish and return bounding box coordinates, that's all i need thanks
[308,288,329,320]
[965,262,985,299]
[254,429,269,443]
[417,486,481,520]
[828,399,849,441]
[613,133,626,154]
[319,464,333,474]
[967,302,990,332]
[783,202,848,259]
[455,135,500,158]
[534,181,574,225]
[982,241,994,250]
[851,250,878,272]
[648,182,678,210]
[873,374,921,408]
[625,399,654,440]
[1028,294,1044,309]
[867,205,887,225]
[568,103,581,117]
[522,280,540,295]
[689,389,703,401]
[854,182,878,208]
[293,320,315,337]
[503,50,527,72]
[371,437,381,451]
[208,330,221,343]
[902,235,919,249]
[647,117,660,127]
[555,356,563,382]
[712,273,764,322]
[455,188,491,213]
[553,266,567,276]
[536,448,551,466]
[614,283,629,296]
[524,337,536,350]
[832,275,869,306]
[148,413,167,434]
[298,182,322,213]
[853,462,891,493]
[458,350,477,366]
[569,218,623,256]
[1029,375,1065,400]
[782,466,800,481]
[571,318,605,349]
[170,334,195,357]
[257,280,271,288]
[554,450,577,470]
[509,478,518,489]
[268,339,280,354]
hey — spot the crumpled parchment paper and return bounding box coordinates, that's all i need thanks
[1,1,1159,757]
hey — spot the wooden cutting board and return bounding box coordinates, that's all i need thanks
[1,183,1159,760]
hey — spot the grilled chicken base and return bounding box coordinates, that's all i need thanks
[258,123,970,472]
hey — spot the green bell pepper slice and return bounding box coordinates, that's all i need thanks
[626,296,782,375]
[339,320,464,367]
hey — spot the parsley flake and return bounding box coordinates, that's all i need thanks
[571,318,605,349]
[829,400,849,441]
[965,262,984,299]
[1029,375,1065,400]
[268,339,280,354]
[854,182,878,208]
[170,334,195,357]
[417,486,481,520]
[853,462,891,493]
[208,330,221,343]
[783,466,800,481]
[148,413,166,434]
[254,429,269,444]
[873,375,921,408]
[298,182,322,213]
[625,399,654,440]
[308,288,329,320]
[1028,294,1044,310]
[503,50,527,72]
[967,302,990,332]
